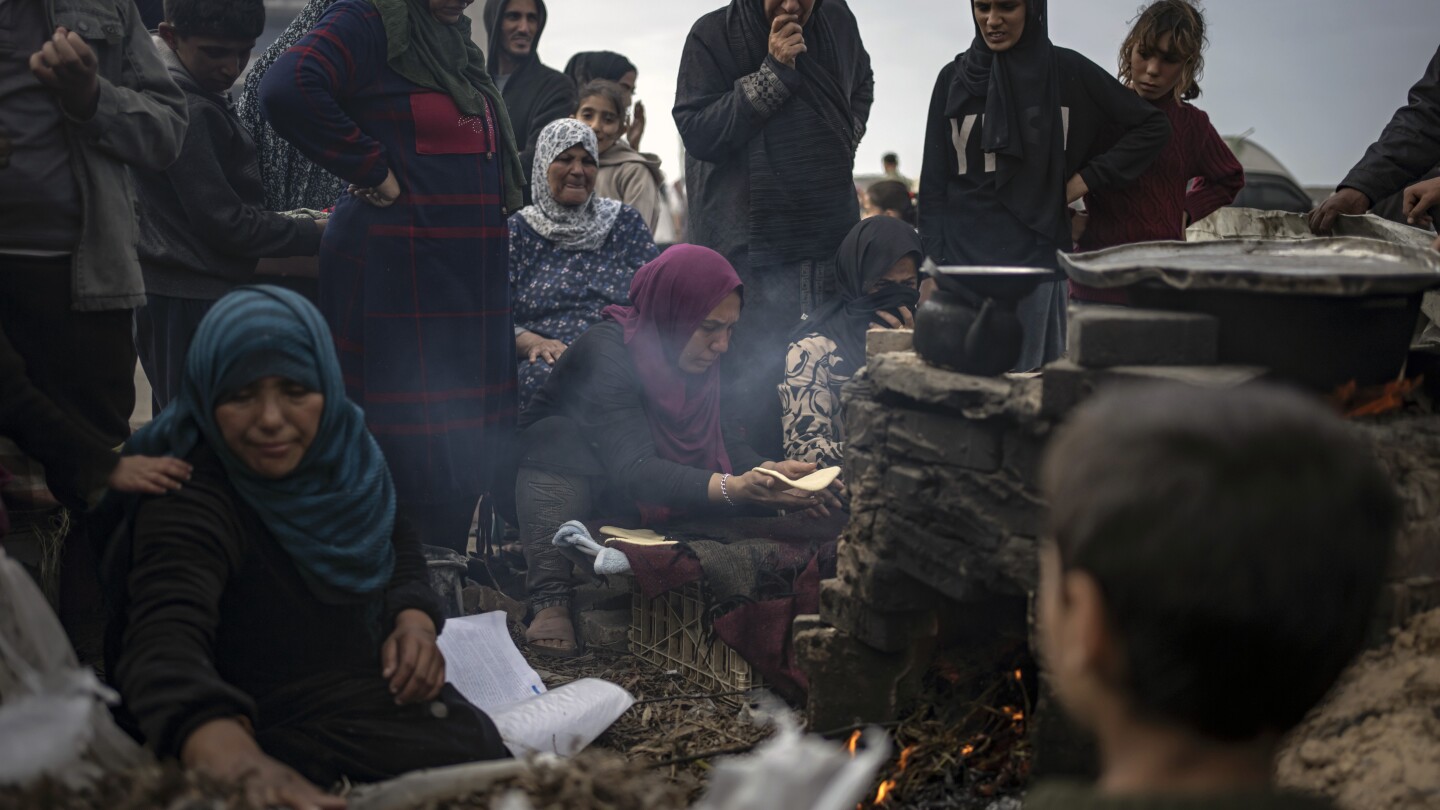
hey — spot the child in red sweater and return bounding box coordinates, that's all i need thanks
[1072,0,1245,303]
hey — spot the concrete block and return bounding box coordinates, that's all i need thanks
[866,329,914,360]
[1069,307,1218,368]
[579,608,631,651]
[819,578,939,653]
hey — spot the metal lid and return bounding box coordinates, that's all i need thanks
[1059,238,1440,296]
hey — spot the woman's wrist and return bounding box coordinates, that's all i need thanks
[720,473,737,508]
[394,607,436,635]
[182,717,259,769]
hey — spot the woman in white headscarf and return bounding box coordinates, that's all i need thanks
[509,119,658,409]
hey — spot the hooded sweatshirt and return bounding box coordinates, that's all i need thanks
[482,0,576,197]
[598,140,664,235]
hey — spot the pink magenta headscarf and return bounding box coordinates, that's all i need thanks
[602,245,743,474]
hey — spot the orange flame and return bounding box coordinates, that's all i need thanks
[873,779,896,804]
[961,743,975,757]
[1013,668,1024,681]
[897,745,916,772]
[869,745,916,805]
[1011,709,1025,723]
[1330,375,1423,419]
[846,730,861,757]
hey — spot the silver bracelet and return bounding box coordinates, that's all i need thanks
[720,473,737,508]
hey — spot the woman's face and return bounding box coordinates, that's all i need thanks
[678,292,742,375]
[764,0,815,26]
[428,0,474,25]
[546,144,597,207]
[868,255,919,294]
[617,70,638,108]
[575,95,623,155]
[974,0,1026,53]
[1129,33,1185,101]
[214,376,323,480]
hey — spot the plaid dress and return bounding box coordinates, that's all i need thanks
[261,0,516,501]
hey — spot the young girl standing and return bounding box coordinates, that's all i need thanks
[1073,0,1244,303]
[919,0,1170,370]
[574,80,665,236]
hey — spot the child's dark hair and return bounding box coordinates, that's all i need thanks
[866,180,916,227]
[164,0,265,40]
[575,80,628,122]
[1042,383,1398,742]
[1119,0,1207,101]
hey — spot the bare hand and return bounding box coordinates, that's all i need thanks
[107,455,192,495]
[869,306,914,331]
[348,170,400,208]
[1308,187,1370,235]
[768,14,806,68]
[1403,177,1440,229]
[758,460,845,518]
[1070,210,1089,245]
[627,100,646,151]
[1064,174,1089,205]
[29,28,100,120]
[381,609,445,705]
[184,719,345,810]
[516,330,567,365]
[729,469,822,512]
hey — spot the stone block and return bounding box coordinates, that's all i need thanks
[866,329,914,360]
[796,622,933,730]
[1069,307,1218,368]
[887,409,1002,471]
[579,608,631,651]
[819,578,939,652]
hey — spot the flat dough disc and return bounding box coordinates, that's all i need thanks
[751,466,842,492]
[600,526,674,546]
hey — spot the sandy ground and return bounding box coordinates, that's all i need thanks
[1276,608,1440,809]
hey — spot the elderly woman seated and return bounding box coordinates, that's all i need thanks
[106,287,508,809]
[516,246,842,657]
[511,119,658,409]
[780,217,922,468]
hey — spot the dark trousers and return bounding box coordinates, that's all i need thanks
[0,257,135,447]
[134,294,215,415]
[514,466,595,612]
[0,256,136,666]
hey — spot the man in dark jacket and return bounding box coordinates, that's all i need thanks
[482,0,575,200]
[1311,45,1440,234]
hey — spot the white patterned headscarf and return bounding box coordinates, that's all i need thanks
[519,119,623,252]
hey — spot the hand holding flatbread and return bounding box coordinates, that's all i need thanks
[750,465,842,492]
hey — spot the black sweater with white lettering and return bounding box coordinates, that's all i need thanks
[918,48,1169,270]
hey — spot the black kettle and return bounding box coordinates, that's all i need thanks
[912,261,1057,376]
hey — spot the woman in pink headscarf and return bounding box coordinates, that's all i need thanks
[514,245,838,656]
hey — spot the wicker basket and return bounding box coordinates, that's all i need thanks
[629,581,760,697]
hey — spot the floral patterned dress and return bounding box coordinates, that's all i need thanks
[779,333,850,468]
[509,205,658,408]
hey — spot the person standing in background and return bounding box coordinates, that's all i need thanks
[483,0,576,199]
[919,0,1168,370]
[1072,0,1243,304]
[135,0,325,413]
[564,50,647,151]
[261,0,524,554]
[237,0,345,213]
[675,0,874,459]
[1310,45,1440,235]
[0,0,186,660]
[881,152,915,192]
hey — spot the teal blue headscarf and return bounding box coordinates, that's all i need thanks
[126,286,396,602]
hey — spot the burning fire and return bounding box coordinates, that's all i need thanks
[961,743,976,757]
[847,730,861,756]
[870,745,917,805]
[1329,375,1423,418]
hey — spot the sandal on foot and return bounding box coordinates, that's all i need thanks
[525,608,581,659]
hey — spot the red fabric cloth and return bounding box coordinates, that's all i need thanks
[1072,96,1245,304]
[601,246,743,477]
[712,550,828,700]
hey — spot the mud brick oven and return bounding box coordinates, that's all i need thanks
[795,327,1440,759]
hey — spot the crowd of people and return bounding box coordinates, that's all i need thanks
[1,0,1437,807]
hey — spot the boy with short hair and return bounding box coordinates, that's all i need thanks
[1029,383,1400,809]
[134,0,323,411]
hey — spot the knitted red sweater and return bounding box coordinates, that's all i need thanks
[1072,96,1245,303]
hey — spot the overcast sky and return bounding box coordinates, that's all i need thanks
[520,0,1438,187]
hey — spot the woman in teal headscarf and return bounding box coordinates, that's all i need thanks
[106,286,508,808]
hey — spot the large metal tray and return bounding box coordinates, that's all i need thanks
[1059,237,1440,297]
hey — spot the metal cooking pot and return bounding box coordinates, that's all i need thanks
[913,263,1057,376]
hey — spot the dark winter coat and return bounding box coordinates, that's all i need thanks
[482,0,576,197]
[1340,45,1440,206]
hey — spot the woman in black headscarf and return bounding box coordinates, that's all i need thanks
[918,0,1170,370]
[675,0,874,459]
[779,217,921,469]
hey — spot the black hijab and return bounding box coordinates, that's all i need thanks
[724,0,867,265]
[792,217,922,374]
[946,0,1067,244]
[564,51,637,86]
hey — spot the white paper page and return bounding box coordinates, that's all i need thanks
[491,678,635,758]
[438,611,546,713]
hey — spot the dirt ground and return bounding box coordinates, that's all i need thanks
[1276,608,1440,809]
